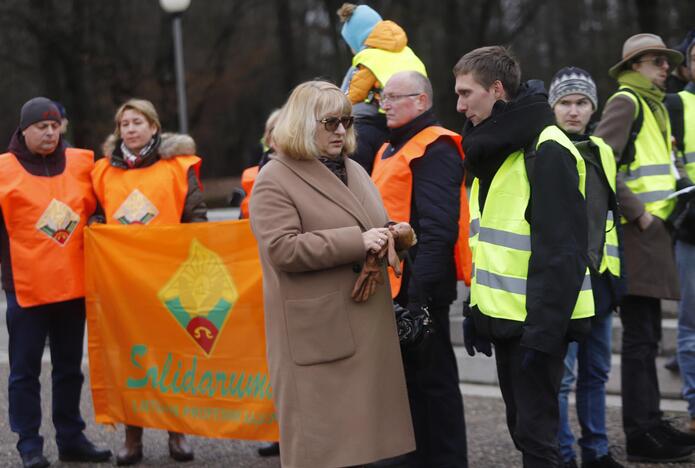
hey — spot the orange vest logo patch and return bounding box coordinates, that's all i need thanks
[158,239,239,356]
[113,189,159,225]
[35,199,80,245]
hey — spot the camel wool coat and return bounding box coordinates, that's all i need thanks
[249,153,415,468]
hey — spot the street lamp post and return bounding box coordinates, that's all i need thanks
[159,0,191,134]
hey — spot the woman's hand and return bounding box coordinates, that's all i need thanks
[362,228,390,253]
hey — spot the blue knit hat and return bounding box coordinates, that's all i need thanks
[340,4,382,53]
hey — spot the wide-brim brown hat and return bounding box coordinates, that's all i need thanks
[609,33,684,78]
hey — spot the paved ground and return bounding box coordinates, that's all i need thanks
[0,361,694,467]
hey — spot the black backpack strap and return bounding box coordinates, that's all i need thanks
[665,93,685,154]
[615,88,644,170]
[523,136,539,181]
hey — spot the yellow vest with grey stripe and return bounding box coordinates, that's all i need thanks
[677,91,695,181]
[352,46,427,103]
[469,125,595,322]
[612,86,676,221]
[590,135,621,278]
[468,180,480,308]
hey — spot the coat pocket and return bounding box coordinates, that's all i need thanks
[284,291,356,366]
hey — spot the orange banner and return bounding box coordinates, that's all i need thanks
[85,220,278,441]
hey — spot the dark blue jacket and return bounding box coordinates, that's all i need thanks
[380,109,464,308]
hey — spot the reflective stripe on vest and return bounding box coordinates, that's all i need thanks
[613,87,676,221]
[0,149,96,307]
[589,136,621,277]
[678,91,695,180]
[91,155,200,225]
[469,125,594,322]
[372,126,472,298]
[240,165,259,219]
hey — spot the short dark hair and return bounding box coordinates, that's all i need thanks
[453,46,521,98]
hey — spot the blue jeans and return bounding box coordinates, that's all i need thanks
[6,291,87,455]
[676,240,695,417]
[558,276,614,463]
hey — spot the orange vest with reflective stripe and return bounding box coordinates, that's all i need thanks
[372,126,472,297]
[91,155,200,225]
[240,165,259,219]
[0,149,96,307]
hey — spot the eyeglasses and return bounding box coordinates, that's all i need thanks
[317,116,354,132]
[380,93,422,105]
[634,56,670,68]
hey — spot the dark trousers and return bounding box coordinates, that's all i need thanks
[495,337,566,468]
[6,291,87,454]
[619,295,662,438]
[403,306,468,468]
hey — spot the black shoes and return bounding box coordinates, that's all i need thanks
[626,429,693,463]
[581,453,624,467]
[658,419,695,448]
[58,439,112,463]
[21,451,50,468]
[257,441,280,457]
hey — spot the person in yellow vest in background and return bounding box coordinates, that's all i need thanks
[337,2,427,174]
[372,70,470,467]
[239,108,281,221]
[666,36,695,435]
[594,33,695,463]
[454,46,595,467]
[548,67,624,468]
[2,97,112,468]
[91,98,207,465]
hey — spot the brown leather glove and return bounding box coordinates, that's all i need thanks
[351,250,385,302]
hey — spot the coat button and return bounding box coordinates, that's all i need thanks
[352,263,362,273]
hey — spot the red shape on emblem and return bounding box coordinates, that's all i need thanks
[52,229,70,244]
[186,316,219,354]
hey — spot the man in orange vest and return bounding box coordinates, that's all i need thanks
[1,98,112,468]
[372,71,471,467]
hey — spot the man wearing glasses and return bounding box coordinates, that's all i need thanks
[595,33,695,463]
[372,70,470,468]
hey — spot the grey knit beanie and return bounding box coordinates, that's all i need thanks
[20,97,61,130]
[548,67,598,110]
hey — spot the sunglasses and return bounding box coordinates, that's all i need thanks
[634,56,670,68]
[317,116,354,132]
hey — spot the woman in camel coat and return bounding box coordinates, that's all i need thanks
[249,81,415,468]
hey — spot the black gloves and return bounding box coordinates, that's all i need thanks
[463,316,492,357]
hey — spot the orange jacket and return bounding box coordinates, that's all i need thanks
[0,149,96,307]
[372,126,472,297]
[240,165,259,219]
[91,156,200,225]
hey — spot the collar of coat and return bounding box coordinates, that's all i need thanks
[272,152,374,231]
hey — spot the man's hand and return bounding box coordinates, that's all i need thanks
[463,316,492,357]
[636,211,654,231]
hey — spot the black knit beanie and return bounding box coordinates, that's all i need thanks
[20,97,61,130]
[548,67,598,110]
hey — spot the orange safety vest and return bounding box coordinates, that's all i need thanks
[91,156,201,225]
[372,126,472,298]
[0,149,96,307]
[240,165,259,219]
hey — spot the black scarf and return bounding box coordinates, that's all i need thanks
[462,80,554,208]
[318,155,348,185]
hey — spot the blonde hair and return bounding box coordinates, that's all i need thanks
[112,98,161,139]
[272,81,356,160]
[263,108,282,150]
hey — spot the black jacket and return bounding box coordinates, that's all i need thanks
[381,109,464,308]
[463,81,591,356]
